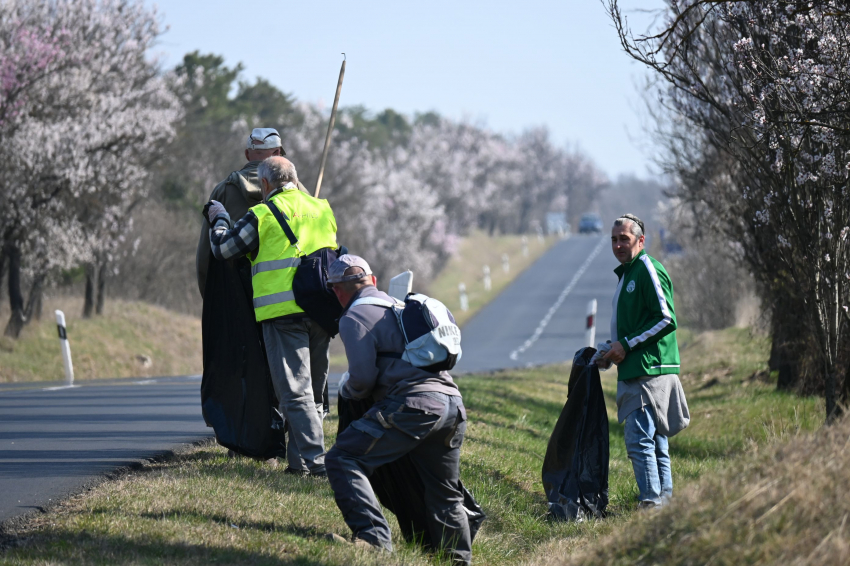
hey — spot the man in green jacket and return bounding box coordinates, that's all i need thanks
[602,213,689,509]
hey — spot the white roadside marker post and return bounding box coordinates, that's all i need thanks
[55,310,74,386]
[501,253,510,274]
[388,270,413,301]
[586,299,597,348]
[482,265,492,292]
[459,283,469,312]
[521,235,529,257]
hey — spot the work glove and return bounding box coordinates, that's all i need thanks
[203,200,228,226]
[338,371,352,400]
[590,341,614,370]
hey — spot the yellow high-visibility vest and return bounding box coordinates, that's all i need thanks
[249,188,337,322]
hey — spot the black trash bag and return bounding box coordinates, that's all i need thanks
[201,255,286,459]
[542,347,609,521]
[337,395,486,546]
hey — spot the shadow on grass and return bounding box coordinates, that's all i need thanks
[464,389,566,424]
[140,509,327,541]
[4,529,332,565]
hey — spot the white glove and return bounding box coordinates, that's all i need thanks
[204,200,228,225]
[338,371,351,399]
[590,341,614,370]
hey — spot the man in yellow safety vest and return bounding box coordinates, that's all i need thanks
[205,156,337,476]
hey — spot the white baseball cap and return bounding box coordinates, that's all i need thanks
[246,128,284,153]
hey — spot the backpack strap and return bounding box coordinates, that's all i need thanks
[265,200,301,252]
[349,297,405,359]
[350,297,400,309]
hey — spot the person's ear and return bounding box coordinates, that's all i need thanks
[371,275,377,286]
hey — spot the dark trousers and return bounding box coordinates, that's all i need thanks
[326,392,471,564]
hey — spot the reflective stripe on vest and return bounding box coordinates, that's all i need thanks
[253,290,296,309]
[251,257,302,277]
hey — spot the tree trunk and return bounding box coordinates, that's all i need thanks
[825,367,838,423]
[770,303,802,392]
[83,263,96,318]
[96,260,107,315]
[24,276,45,322]
[3,242,26,338]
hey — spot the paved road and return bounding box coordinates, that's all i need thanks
[455,234,616,373]
[0,377,209,524]
[0,233,616,526]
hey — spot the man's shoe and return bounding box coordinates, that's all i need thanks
[637,500,660,512]
[284,467,308,476]
[353,537,386,552]
[309,467,327,478]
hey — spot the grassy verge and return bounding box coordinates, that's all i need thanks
[0,327,825,564]
[0,297,201,383]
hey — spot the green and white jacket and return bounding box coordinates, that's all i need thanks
[611,250,680,381]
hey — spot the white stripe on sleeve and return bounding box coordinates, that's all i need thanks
[626,256,673,349]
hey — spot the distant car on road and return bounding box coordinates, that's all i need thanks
[578,213,604,234]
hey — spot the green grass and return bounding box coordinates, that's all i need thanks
[0,327,826,565]
[0,297,201,383]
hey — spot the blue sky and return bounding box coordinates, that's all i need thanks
[149,1,664,179]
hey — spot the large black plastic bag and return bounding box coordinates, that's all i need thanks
[542,347,609,521]
[201,255,286,459]
[337,396,486,546]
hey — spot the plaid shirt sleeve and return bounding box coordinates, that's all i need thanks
[210,210,259,260]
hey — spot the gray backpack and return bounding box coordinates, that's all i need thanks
[351,293,462,372]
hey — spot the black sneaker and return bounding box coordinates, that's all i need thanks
[284,467,308,476]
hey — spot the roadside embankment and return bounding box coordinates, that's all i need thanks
[0,297,201,383]
[0,327,826,565]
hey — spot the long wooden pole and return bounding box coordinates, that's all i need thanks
[314,54,346,198]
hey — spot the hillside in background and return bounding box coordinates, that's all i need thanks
[0,297,201,383]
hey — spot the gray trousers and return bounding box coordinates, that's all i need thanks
[262,318,329,471]
[326,392,471,565]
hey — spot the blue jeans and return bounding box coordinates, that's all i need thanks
[624,405,672,505]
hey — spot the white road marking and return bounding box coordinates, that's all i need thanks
[42,385,78,391]
[509,237,607,361]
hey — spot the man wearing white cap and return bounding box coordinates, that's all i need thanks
[196,127,308,297]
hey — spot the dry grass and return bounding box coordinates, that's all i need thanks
[0,296,201,383]
[537,413,850,566]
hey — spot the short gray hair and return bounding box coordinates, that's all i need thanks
[258,156,298,188]
[613,213,645,237]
